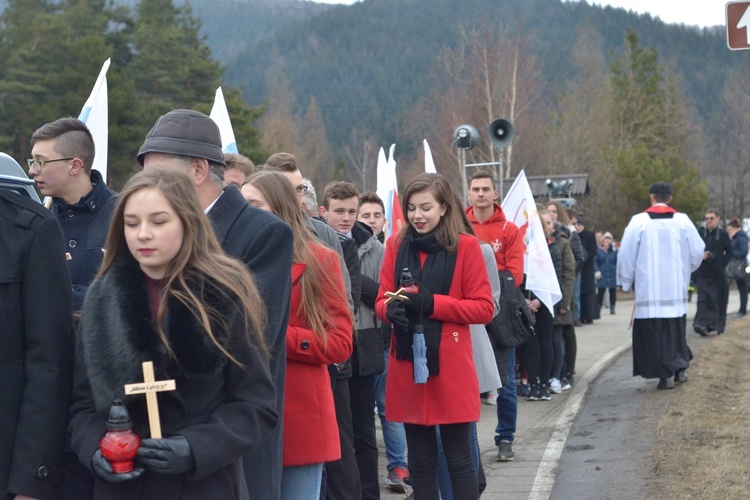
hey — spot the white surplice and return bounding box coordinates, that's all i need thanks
[617,208,705,319]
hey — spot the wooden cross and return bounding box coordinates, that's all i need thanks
[123,361,176,439]
[384,287,408,305]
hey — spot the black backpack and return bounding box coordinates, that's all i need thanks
[485,270,535,350]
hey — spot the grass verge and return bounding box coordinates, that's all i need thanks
[649,316,750,499]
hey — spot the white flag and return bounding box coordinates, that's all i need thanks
[423,139,436,173]
[209,87,239,154]
[501,170,562,314]
[376,144,404,240]
[79,58,110,183]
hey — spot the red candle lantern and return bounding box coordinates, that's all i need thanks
[99,399,141,473]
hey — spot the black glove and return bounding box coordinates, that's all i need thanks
[137,436,195,475]
[359,274,379,309]
[92,448,144,483]
[386,300,409,336]
[403,287,434,316]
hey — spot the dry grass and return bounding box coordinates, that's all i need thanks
[649,317,750,499]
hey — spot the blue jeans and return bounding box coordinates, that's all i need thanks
[281,463,323,500]
[437,422,480,500]
[494,348,517,445]
[374,349,408,470]
[574,274,582,321]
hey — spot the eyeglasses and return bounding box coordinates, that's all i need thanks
[295,185,309,196]
[27,157,74,173]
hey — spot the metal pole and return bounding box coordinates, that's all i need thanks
[461,149,468,208]
[499,153,504,202]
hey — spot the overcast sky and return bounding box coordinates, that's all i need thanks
[311,0,726,28]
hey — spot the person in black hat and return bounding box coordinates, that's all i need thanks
[616,182,705,389]
[138,109,294,499]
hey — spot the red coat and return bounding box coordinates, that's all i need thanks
[283,243,353,466]
[375,233,494,425]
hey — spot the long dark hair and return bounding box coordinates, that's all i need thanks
[245,170,351,350]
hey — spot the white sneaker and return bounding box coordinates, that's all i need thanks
[549,378,562,394]
[483,389,498,405]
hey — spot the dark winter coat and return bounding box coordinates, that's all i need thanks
[325,226,361,380]
[352,221,385,377]
[732,229,749,262]
[0,191,74,499]
[563,225,586,275]
[595,244,618,289]
[552,225,576,326]
[69,257,278,500]
[695,226,732,277]
[578,228,598,294]
[207,185,294,499]
[50,169,117,309]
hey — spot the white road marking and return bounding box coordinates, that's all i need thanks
[528,340,632,500]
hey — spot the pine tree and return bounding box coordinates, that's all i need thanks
[608,29,706,230]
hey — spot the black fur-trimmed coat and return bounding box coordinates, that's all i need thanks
[68,257,278,500]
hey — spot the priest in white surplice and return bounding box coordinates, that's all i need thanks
[616,182,705,390]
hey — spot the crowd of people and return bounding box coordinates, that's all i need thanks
[2,108,744,500]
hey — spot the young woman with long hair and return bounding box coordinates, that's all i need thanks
[375,173,494,499]
[242,171,353,499]
[521,210,562,401]
[69,167,277,499]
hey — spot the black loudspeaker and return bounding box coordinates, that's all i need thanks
[487,119,514,148]
[453,124,479,150]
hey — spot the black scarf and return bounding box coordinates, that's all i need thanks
[393,231,457,376]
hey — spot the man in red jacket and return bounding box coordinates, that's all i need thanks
[466,170,524,463]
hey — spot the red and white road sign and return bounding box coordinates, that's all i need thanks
[727,1,750,50]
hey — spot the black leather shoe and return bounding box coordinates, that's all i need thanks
[657,377,675,390]
[674,370,688,384]
[693,325,709,337]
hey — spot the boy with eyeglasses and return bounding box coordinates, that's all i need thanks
[28,117,118,311]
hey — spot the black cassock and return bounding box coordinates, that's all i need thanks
[632,315,692,379]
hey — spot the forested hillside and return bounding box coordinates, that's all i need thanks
[196,0,738,231]
[219,0,727,151]
[0,0,744,232]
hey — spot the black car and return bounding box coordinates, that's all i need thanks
[0,152,40,202]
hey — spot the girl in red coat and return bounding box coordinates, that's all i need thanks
[242,171,353,499]
[376,173,494,499]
